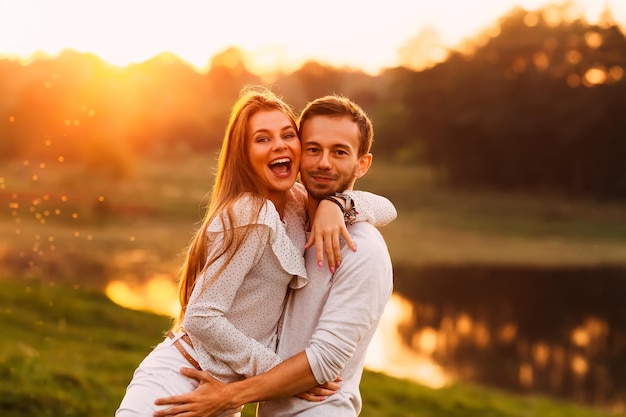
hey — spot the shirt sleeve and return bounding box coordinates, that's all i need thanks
[345,191,397,226]
[184,223,283,378]
[304,230,393,383]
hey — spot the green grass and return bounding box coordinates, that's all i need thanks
[0,276,622,417]
[0,277,172,416]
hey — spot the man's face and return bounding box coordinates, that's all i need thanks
[299,115,368,200]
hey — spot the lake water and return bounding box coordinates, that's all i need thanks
[106,263,626,409]
[390,263,626,409]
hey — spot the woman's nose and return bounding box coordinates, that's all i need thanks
[273,137,287,150]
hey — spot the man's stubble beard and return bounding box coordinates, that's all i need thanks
[302,170,355,201]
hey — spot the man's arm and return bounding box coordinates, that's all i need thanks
[153,352,329,417]
[226,351,318,404]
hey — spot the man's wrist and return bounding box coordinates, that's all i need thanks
[217,387,239,411]
[224,378,258,409]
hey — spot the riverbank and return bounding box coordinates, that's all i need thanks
[0,276,621,417]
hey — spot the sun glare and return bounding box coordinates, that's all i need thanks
[2,0,624,75]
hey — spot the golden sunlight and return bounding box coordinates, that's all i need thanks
[365,293,450,389]
[106,275,179,317]
[2,0,624,75]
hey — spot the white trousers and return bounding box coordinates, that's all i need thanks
[116,332,242,417]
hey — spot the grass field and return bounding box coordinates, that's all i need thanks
[1,276,623,417]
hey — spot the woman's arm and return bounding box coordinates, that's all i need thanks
[184,223,284,379]
[307,190,397,270]
[345,190,397,226]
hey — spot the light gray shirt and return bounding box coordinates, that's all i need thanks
[257,221,394,416]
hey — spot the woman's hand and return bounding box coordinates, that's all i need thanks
[306,199,356,272]
[295,378,342,402]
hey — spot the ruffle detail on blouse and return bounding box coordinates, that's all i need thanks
[207,193,308,289]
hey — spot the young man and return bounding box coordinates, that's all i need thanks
[153,95,394,417]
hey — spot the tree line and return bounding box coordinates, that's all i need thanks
[1,4,625,199]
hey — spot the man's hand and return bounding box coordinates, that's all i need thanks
[153,368,240,417]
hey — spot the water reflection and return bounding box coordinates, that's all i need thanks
[105,278,450,389]
[392,263,626,409]
[106,274,179,318]
[105,264,626,409]
[365,293,449,389]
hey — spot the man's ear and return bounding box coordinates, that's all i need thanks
[354,153,373,179]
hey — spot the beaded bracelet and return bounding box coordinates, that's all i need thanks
[322,195,358,225]
[322,195,345,212]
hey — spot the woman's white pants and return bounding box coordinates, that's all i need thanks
[115,332,241,417]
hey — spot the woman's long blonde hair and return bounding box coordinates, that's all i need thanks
[174,85,298,328]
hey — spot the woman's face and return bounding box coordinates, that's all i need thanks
[247,109,301,201]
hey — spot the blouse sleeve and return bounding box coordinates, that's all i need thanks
[344,191,397,226]
[184,224,283,378]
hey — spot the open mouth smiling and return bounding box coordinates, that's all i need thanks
[269,157,292,176]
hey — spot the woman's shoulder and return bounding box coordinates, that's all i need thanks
[285,182,307,213]
[208,193,280,231]
[288,182,307,201]
[215,193,309,285]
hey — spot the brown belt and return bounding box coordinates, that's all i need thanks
[167,330,201,370]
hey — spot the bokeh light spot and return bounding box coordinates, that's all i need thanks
[585,31,602,49]
[609,66,623,82]
[524,13,539,27]
[567,73,581,87]
[584,67,607,86]
[566,50,582,64]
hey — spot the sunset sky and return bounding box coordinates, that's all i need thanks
[1,0,625,74]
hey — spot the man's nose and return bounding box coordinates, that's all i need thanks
[318,151,332,169]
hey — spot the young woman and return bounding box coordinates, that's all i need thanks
[115,86,395,417]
